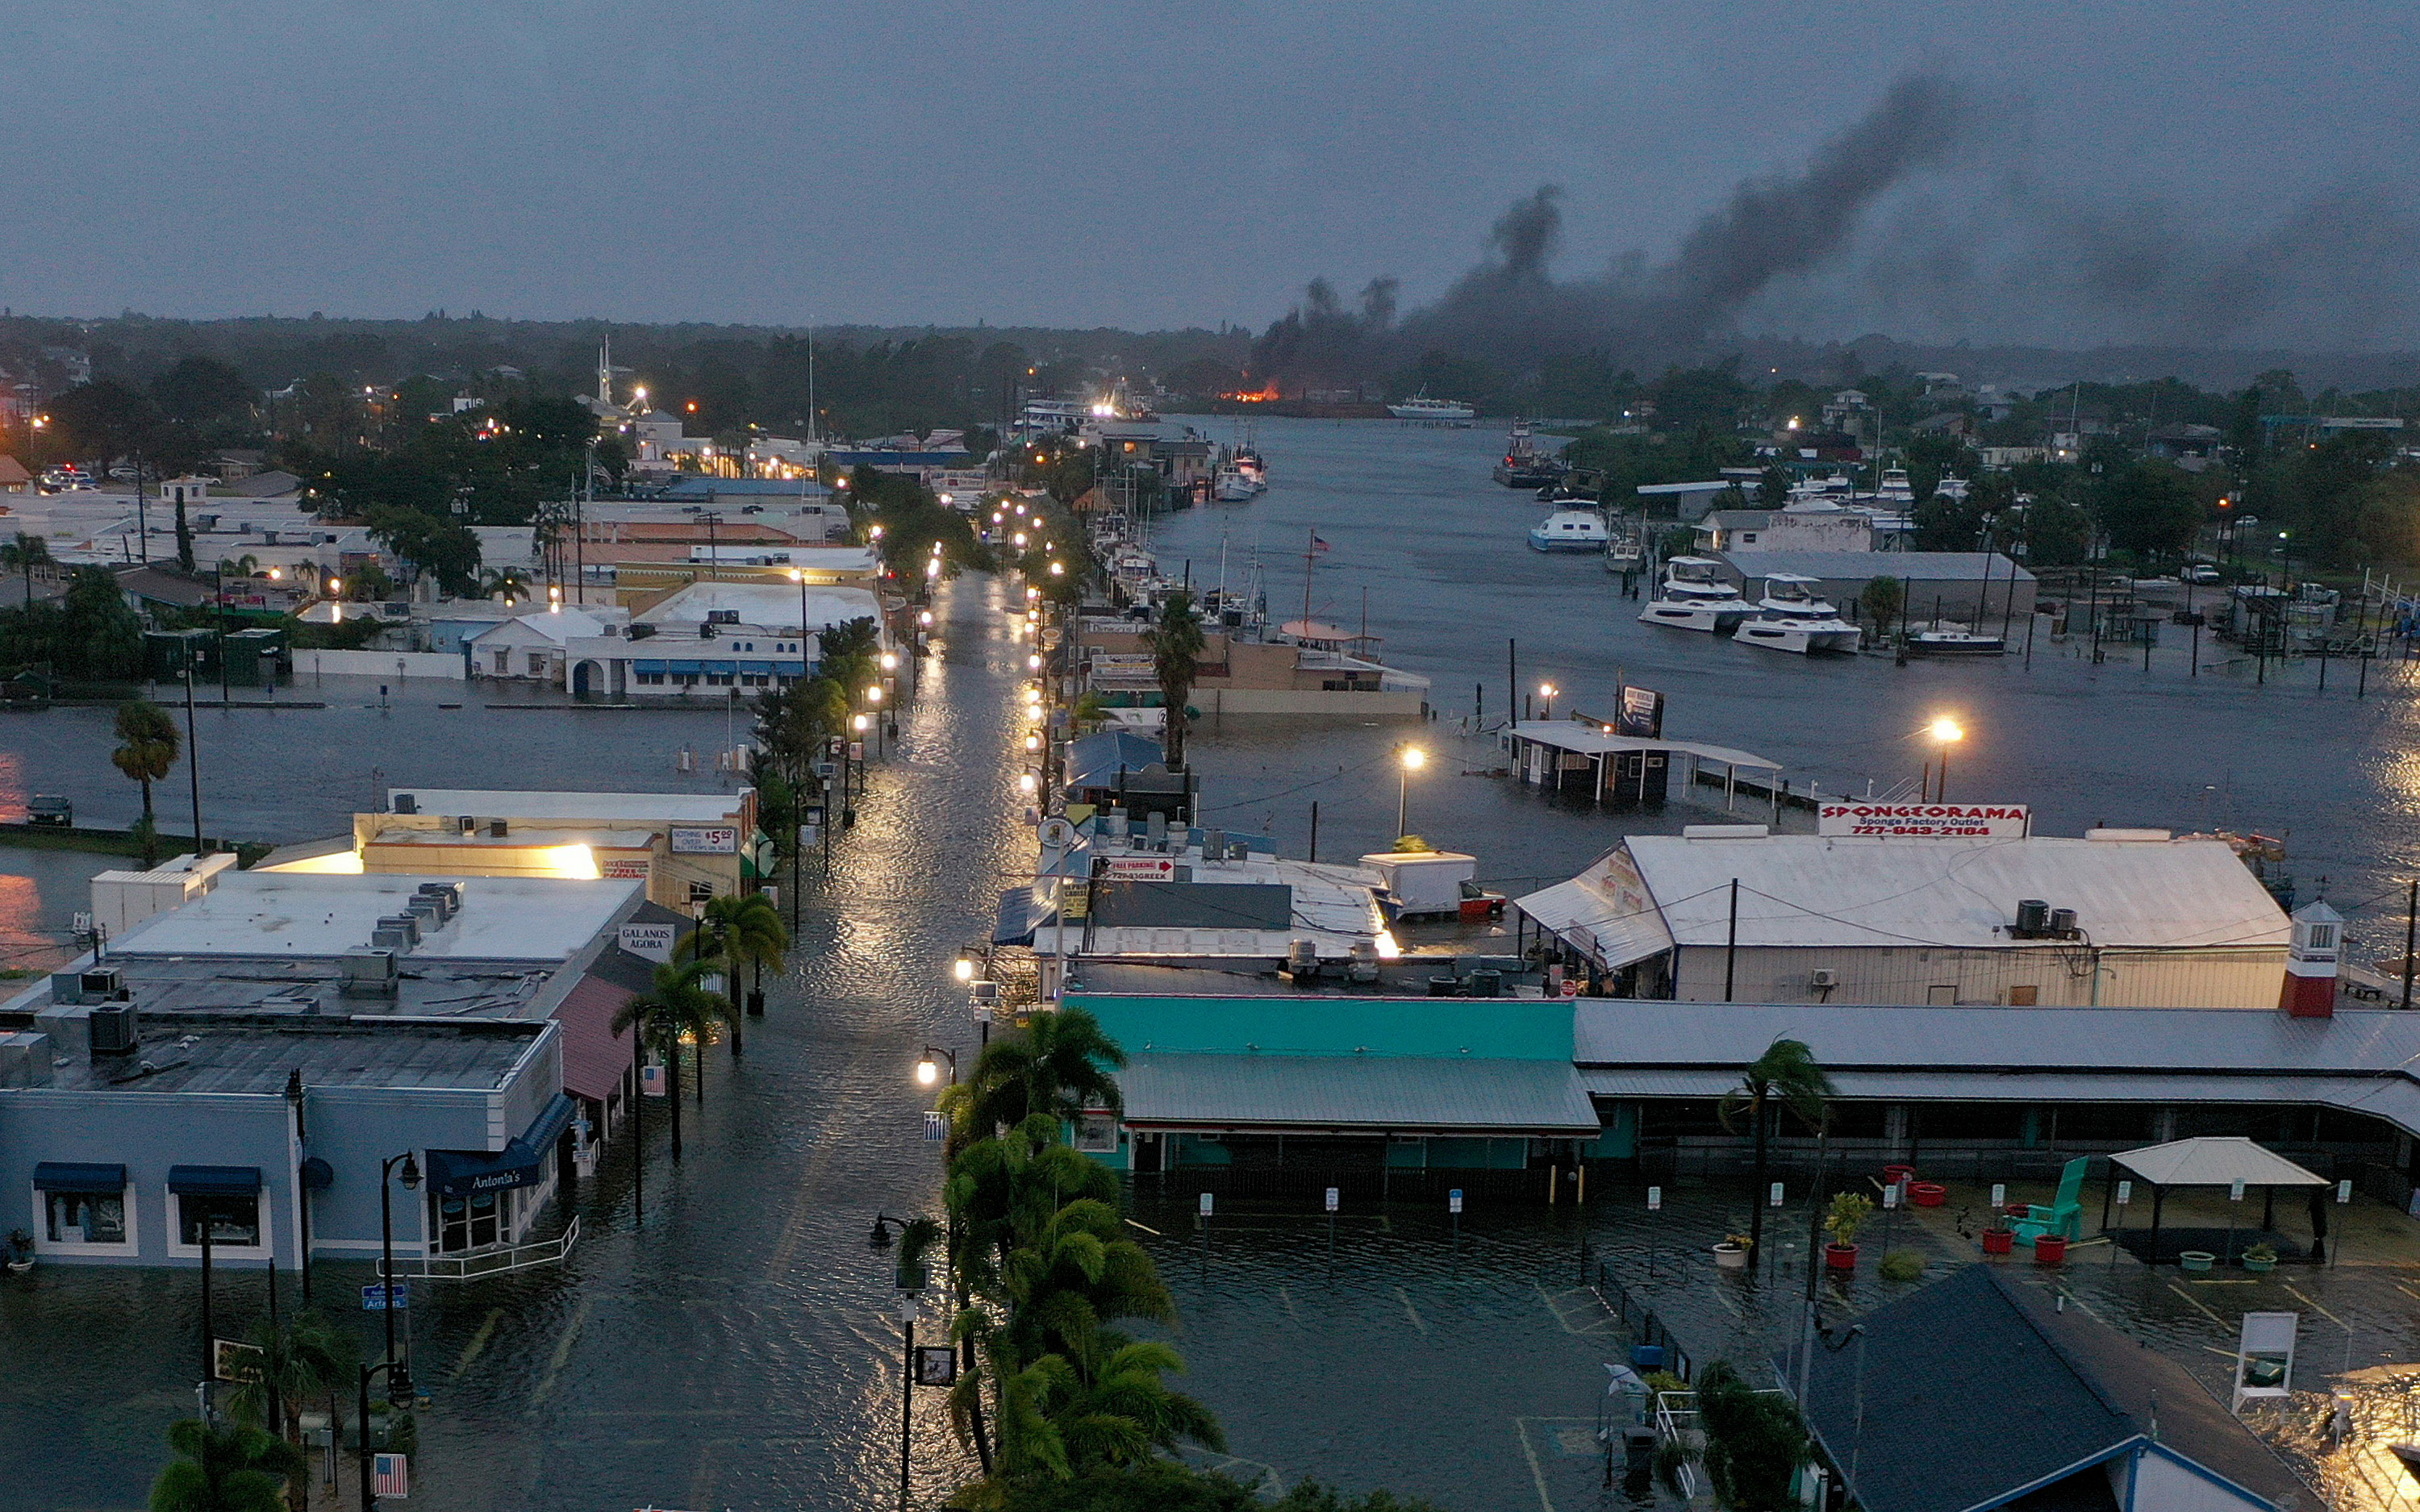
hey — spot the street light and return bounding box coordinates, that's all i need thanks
[915,1045,958,1086]
[1397,746,1426,838]
[1927,716,1964,802]
[953,955,976,983]
[357,1360,413,1510]
[1539,681,1559,722]
[376,1152,421,1389]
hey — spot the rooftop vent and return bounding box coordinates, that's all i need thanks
[341,947,400,998]
[489,818,508,838]
[371,914,420,951]
[393,793,418,814]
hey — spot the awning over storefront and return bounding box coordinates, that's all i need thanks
[995,887,1040,947]
[169,1165,263,1197]
[34,1161,127,1193]
[425,1093,581,1196]
[1120,1053,1602,1136]
[553,969,637,1103]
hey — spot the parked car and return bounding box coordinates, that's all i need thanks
[26,795,73,827]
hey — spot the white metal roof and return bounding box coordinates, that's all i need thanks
[389,789,745,824]
[111,872,640,960]
[2112,1137,2327,1189]
[636,580,882,633]
[1508,721,1781,771]
[1514,849,1675,970]
[1622,833,2288,951]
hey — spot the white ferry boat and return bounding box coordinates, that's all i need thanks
[1387,393,1476,423]
[1527,510,1610,552]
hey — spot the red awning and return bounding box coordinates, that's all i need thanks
[553,971,635,1102]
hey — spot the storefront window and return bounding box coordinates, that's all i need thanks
[437,1189,503,1252]
[46,1191,126,1243]
[177,1194,261,1248]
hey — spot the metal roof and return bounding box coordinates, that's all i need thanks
[2112,1136,2328,1189]
[38,1018,547,1095]
[1711,550,2034,583]
[1120,1053,1601,1135]
[387,789,741,824]
[1513,873,1673,972]
[1573,1001,2420,1073]
[1622,833,2288,950]
[1506,721,1780,771]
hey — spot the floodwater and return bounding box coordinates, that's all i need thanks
[8,418,2420,1509]
[1155,417,2420,938]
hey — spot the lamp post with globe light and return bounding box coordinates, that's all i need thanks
[915,1046,958,1087]
[1397,746,1425,839]
[1928,716,1964,802]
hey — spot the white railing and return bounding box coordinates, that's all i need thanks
[399,1215,579,1281]
[1654,1389,1705,1499]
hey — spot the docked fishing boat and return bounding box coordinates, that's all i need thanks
[1602,520,1646,573]
[1387,393,1476,424]
[1528,510,1610,552]
[1638,556,1751,632]
[1212,464,1256,502]
[1905,625,2006,656]
[1492,419,1565,488]
[1733,574,1863,655]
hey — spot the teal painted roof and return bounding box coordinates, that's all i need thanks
[1119,1052,1600,1135]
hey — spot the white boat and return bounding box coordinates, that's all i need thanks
[1212,465,1255,502]
[1388,393,1476,423]
[1638,556,1750,632]
[1528,510,1609,552]
[1905,625,2006,656]
[1603,527,1646,573]
[1733,574,1863,655]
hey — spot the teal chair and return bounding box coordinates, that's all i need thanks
[2011,1156,2089,1247]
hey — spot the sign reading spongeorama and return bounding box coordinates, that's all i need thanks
[1817,802,2030,839]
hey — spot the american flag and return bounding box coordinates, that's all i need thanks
[1311,534,1332,552]
[374,1452,409,1498]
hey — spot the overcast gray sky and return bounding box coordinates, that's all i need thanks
[10,1,2419,344]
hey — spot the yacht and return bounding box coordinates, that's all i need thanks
[1387,393,1476,424]
[1212,465,1256,502]
[1733,574,1863,655]
[1527,510,1610,553]
[1638,556,1751,632]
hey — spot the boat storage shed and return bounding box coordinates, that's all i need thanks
[1521,831,2289,1007]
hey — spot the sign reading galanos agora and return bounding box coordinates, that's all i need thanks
[1818,803,2030,839]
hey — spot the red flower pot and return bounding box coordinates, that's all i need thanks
[1982,1228,2015,1256]
[2034,1235,2067,1266]
[1825,1242,1860,1272]
[1909,1181,1946,1208]
[1884,1164,1916,1187]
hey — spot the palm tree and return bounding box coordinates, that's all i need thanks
[1718,1037,1834,1268]
[227,1310,355,1512]
[148,1418,302,1512]
[112,700,180,864]
[962,1006,1127,1139]
[678,893,788,1060]
[1145,591,1204,770]
[2,530,52,608]
[475,565,531,603]
[611,959,724,1160]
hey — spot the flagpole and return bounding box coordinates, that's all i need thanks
[1303,529,1314,635]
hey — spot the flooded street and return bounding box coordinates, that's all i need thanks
[7,419,2420,1509]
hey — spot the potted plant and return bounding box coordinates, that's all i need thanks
[2180,1249,2216,1273]
[2242,1242,2278,1274]
[1713,1233,1752,1269]
[1981,1215,2015,1256]
[1909,1181,1947,1208]
[2034,1233,2068,1266]
[1824,1192,1874,1271]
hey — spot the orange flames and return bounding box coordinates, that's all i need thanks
[1225,380,1282,403]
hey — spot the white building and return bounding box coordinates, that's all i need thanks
[468,607,611,683]
[562,579,884,699]
[1517,829,2290,1008]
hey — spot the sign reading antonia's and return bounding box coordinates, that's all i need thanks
[1817,803,2030,839]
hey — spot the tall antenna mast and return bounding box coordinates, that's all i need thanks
[597,333,613,408]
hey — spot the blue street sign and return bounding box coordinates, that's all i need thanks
[361,1282,408,1312]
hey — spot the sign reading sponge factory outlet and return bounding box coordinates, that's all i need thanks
[1818,802,2030,839]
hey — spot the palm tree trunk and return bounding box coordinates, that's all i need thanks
[1746,1087,1770,1268]
[140,776,154,823]
[667,1035,683,1162]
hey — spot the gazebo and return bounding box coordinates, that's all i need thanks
[2108,1136,2330,1265]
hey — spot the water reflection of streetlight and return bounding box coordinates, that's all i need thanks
[1928,716,1964,802]
[1397,746,1426,838]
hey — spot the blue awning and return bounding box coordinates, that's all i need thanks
[301,1156,335,1191]
[664,660,703,674]
[701,660,739,674]
[425,1093,579,1197]
[994,887,1038,947]
[632,659,669,674]
[169,1164,262,1197]
[34,1161,127,1193]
